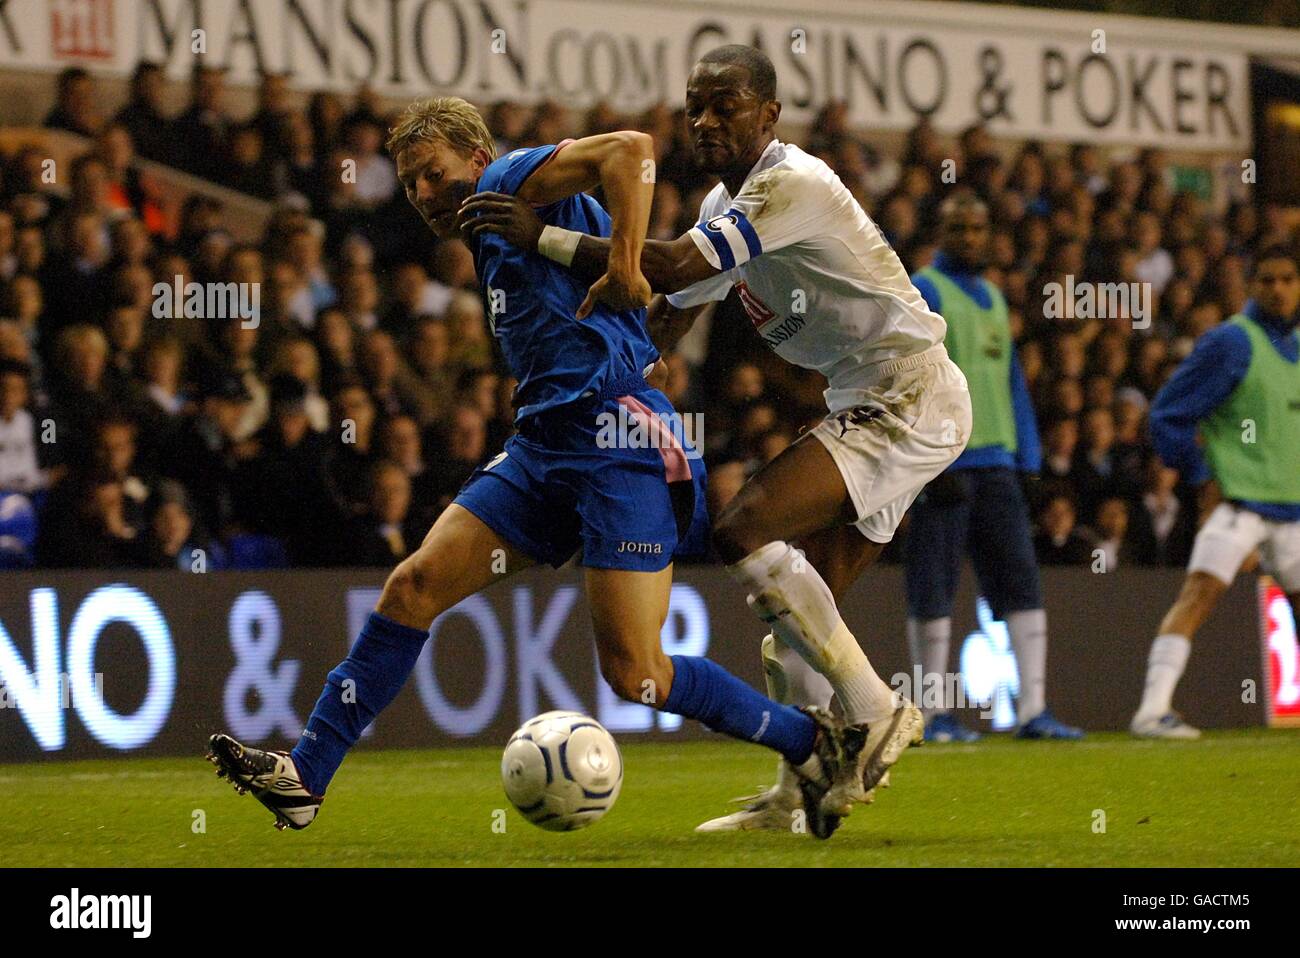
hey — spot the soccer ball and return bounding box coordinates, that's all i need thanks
[501,711,623,831]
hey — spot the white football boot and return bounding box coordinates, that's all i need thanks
[822,698,924,818]
[695,635,893,834]
[695,760,803,832]
[1130,711,1202,740]
[207,733,323,830]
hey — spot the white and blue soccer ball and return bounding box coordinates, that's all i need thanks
[501,711,623,831]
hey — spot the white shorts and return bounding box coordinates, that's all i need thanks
[1188,502,1300,592]
[810,345,972,543]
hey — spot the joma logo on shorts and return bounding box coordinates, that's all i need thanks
[616,541,662,554]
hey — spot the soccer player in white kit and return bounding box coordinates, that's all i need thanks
[460,45,972,832]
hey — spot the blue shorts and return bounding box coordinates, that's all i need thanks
[454,384,708,572]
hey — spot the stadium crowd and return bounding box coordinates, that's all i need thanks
[0,64,1294,570]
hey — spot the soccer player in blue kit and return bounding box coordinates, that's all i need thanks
[207,96,863,839]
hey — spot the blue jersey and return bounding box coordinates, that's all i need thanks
[467,143,660,421]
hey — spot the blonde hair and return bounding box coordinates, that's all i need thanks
[386,96,497,163]
[56,323,108,364]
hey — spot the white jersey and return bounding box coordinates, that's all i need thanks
[667,139,946,413]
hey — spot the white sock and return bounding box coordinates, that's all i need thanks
[1135,634,1192,722]
[762,632,832,784]
[1007,608,1047,722]
[761,633,833,709]
[907,616,952,718]
[732,541,897,725]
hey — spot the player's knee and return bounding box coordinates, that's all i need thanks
[378,556,436,625]
[598,646,670,706]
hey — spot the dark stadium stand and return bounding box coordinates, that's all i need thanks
[0,68,1291,570]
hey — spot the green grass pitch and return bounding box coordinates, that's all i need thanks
[2,730,1296,867]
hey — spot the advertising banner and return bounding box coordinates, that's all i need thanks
[0,0,1262,149]
[0,565,1268,762]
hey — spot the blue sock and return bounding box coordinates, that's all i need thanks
[663,655,816,764]
[291,612,428,796]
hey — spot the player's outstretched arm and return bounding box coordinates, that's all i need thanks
[458,191,720,309]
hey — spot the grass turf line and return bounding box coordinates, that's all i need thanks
[0,730,1295,867]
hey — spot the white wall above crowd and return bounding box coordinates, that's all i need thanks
[2,0,1299,150]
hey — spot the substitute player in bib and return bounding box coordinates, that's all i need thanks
[206,96,867,840]
[1131,245,1300,739]
[905,193,1083,742]
[463,45,972,830]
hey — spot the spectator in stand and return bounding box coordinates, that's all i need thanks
[113,62,174,165]
[407,315,455,422]
[97,124,165,233]
[213,316,268,442]
[340,114,398,210]
[277,113,328,208]
[457,367,499,424]
[1071,405,1120,518]
[138,335,188,428]
[381,261,452,337]
[141,479,212,571]
[249,72,295,158]
[42,209,112,339]
[267,335,330,432]
[86,415,152,531]
[1034,493,1095,565]
[236,374,337,565]
[37,472,145,568]
[427,403,487,510]
[443,290,493,370]
[315,306,358,394]
[488,100,530,156]
[359,328,437,425]
[45,324,126,463]
[262,258,315,334]
[223,124,278,199]
[104,299,147,389]
[156,368,254,539]
[337,268,382,331]
[285,225,337,312]
[1130,458,1196,567]
[1092,496,1132,571]
[174,65,233,181]
[326,376,379,516]
[0,358,43,494]
[377,413,438,529]
[0,211,15,281]
[308,91,346,155]
[43,67,101,137]
[9,79,1297,571]
[0,274,44,381]
[344,459,419,565]
[1039,415,1079,492]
